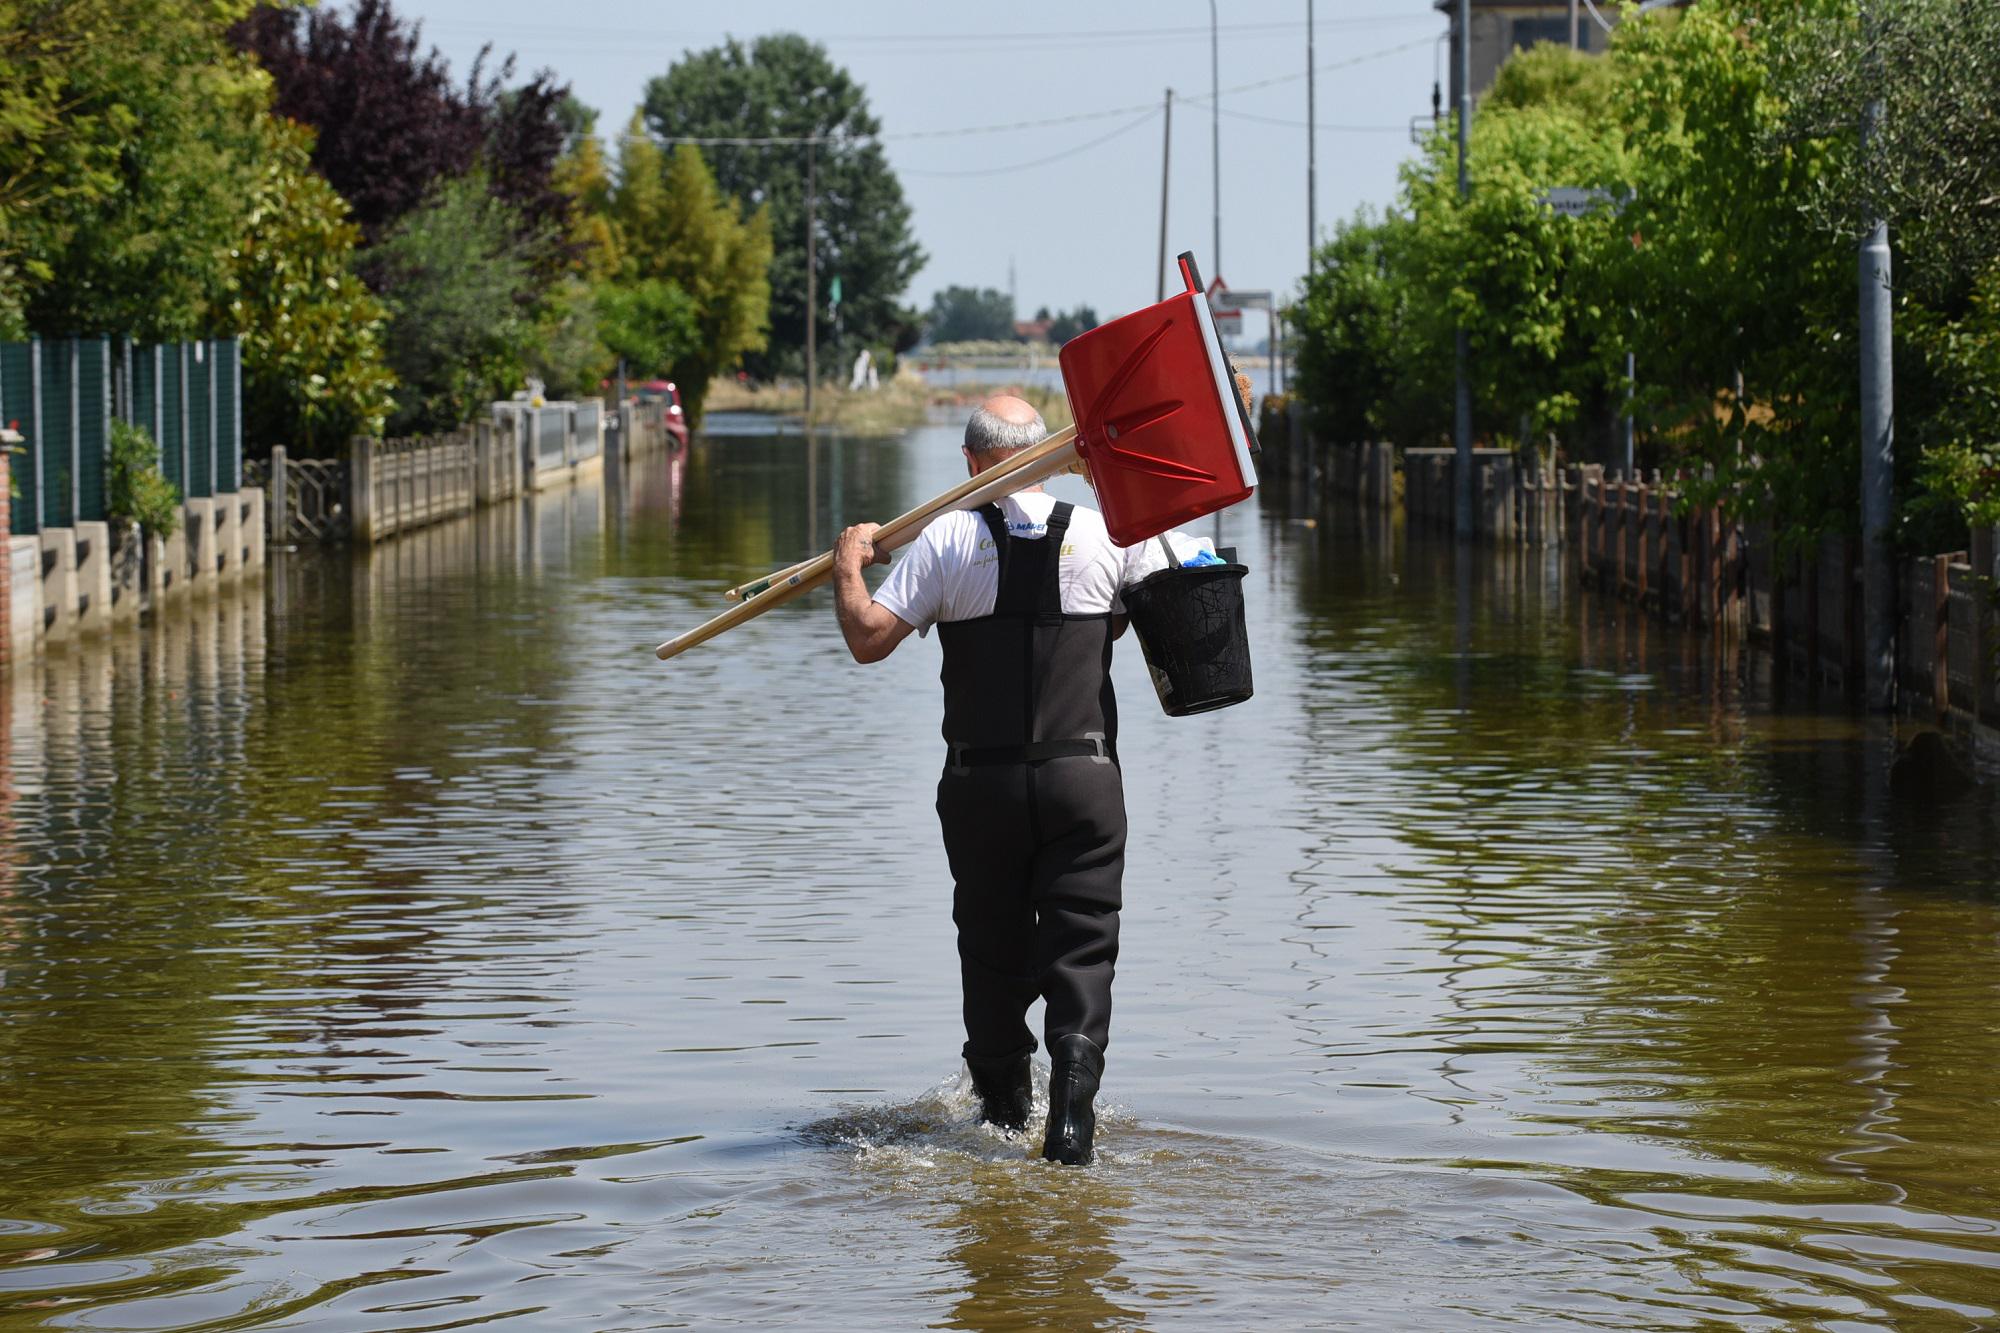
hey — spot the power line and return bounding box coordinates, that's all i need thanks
[624,34,1432,159]
[417,14,1433,55]
[641,134,826,147]
[630,104,1173,150]
[1215,107,1405,132]
[1179,34,1435,105]
[900,108,1161,178]
[888,103,1163,140]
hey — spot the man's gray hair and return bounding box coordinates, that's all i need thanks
[964,405,1048,455]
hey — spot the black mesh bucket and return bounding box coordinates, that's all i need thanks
[1121,548,1253,717]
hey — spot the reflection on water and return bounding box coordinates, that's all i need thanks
[0,432,1997,1329]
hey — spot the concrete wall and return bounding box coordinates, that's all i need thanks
[8,536,40,656]
[9,486,266,660]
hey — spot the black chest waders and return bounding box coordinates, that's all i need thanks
[935,502,1127,1070]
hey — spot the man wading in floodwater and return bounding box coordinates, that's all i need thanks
[832,395,1141,1166]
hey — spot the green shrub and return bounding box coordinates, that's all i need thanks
[108,420,182,538]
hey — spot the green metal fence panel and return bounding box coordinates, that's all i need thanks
[0,336,241,525]
[160,344,185,497]
[218,339,240,491]
[39,337,74,530]
[0,342,33,534]
[188,342,213,499]
[131,343,157,460]
[77,337,108,522]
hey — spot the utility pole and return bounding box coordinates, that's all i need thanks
[1157,88,1174,301]
[1859,7,1896,709]
[1209,0,1221,274]
[804,138,817,419]
[1453,0,1473,540]
[1307,0,1317,274]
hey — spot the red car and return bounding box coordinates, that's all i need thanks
[642,379,691,448]
[598,377,692,448]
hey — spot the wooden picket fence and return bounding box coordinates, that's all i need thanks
[1256,399,2000,725]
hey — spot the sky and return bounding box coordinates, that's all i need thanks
[395,1,1447,323]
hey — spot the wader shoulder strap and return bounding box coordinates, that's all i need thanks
[1036,502,1076,618]
[976,504,1010,560]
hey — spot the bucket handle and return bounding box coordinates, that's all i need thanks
[1156,534,1178,571]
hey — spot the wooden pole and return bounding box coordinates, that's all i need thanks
[722,424,1081,602]
[657,429,1080,661]
[1156,89,1173,302]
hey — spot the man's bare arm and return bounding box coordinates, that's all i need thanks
[833,523,916,664]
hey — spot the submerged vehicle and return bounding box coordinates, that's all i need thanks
[641,379,691,447]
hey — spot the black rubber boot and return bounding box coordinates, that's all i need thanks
[965,1051,1034,1131]
[1041,1034,1105,1166]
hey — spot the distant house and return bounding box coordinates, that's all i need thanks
[1013,318,1053,343]
[1436,0,1670,100]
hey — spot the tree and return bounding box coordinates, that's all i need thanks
[526,276,613,401]
[227,118,395,453]
[641,34,923,370]
[486,76,574,274]
[1295,212,1445,448]
[234,0,570,268]
[1768,0,2000,302]
[610,123,771,424]
[1292,6,1870,548]
[234,0,489,238]
[550,100,620,284]
[360,174,537,434]
[927,286,1015,344]
[1766,0,2000,535]
[1607,3,1855,541]
[595,279,700,379]
[1398,46,1632,447]
[3,0,271,341]
[1047,305,1100,345]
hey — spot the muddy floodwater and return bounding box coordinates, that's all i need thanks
[3,422,1999,1330]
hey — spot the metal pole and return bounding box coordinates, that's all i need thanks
[1210,0,1221,274]
[179,343,189,497]
[1859,9,1896,709]
[1569,0,1580,50]
[1156,89,1174,302]
[231,338,241,490]
[1454,0,1473,540]
[30,338,42,531]
[805,138,817,420]
[1275,311,1286,394]
[1307,0,1317,272]
[209,340,219,497]
[69,338,79,523]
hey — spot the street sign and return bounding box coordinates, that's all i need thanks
[1536,186,1630,217]
[1216,288,1273,311]
[1206,275,1244,337]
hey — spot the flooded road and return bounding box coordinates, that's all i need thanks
[3,422,1999,1329]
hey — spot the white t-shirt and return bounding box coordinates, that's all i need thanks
[875,491,1185,636]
